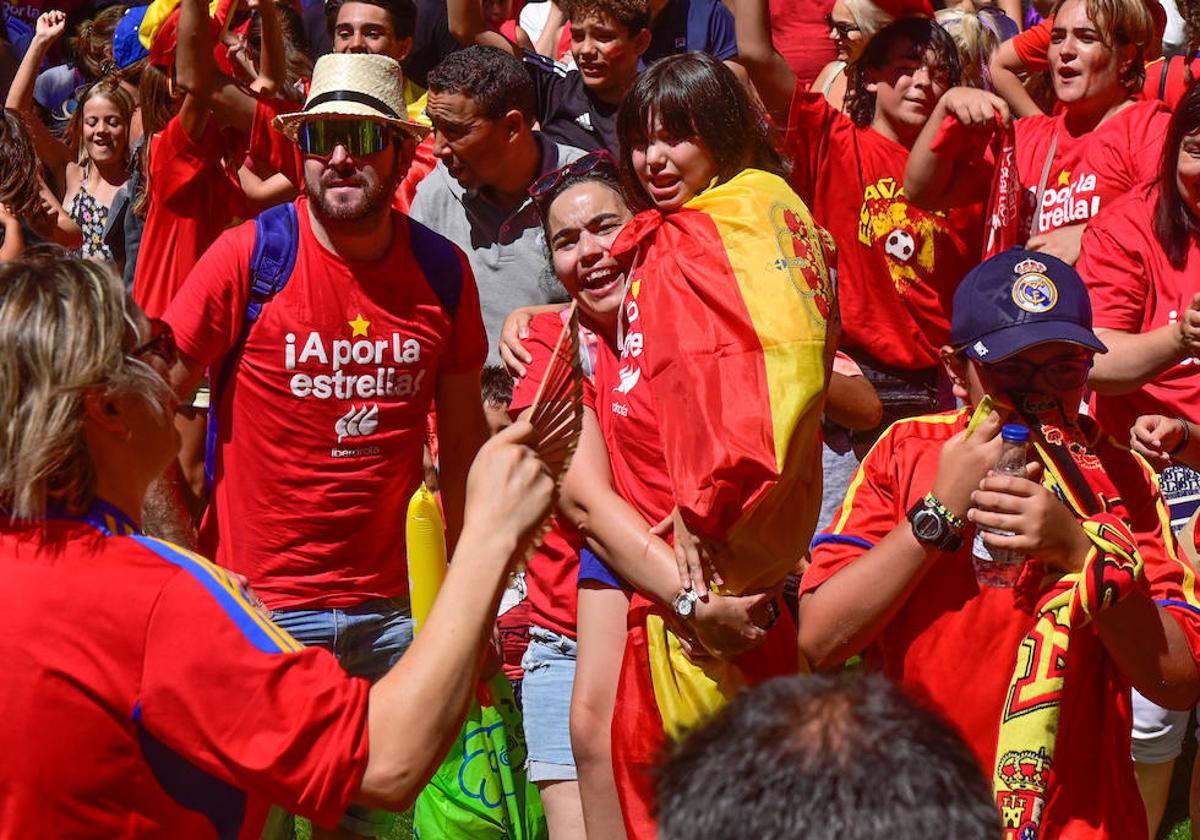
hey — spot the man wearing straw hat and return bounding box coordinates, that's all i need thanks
[162,51,490,839]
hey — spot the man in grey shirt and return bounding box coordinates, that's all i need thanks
[410,45,585,363]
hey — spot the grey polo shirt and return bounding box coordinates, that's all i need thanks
[409,133,586,365]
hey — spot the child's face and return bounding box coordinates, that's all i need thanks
[631,113,720,211]
[569,13,648,98]
[868,46,949,137]
[1176,129,1200,216]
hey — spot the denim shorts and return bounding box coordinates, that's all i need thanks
[266,597,414,838]
[520,625,578,782]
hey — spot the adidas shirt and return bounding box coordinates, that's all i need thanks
[0,503,369,837]
[523,50,618,154]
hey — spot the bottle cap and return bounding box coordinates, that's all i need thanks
[1001,423,1030,442]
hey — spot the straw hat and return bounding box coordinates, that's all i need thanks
[274,54,430,141]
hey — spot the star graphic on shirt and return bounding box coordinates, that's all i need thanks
[349,313,370,337]
[1057,170,1072,187]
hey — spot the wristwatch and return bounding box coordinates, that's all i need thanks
[672,587,698,618]
[907,493,964,552]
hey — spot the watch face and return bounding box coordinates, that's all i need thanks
[912,508,945,542]
[673,590,696,617]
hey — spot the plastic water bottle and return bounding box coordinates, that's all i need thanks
[973,424,1030,588]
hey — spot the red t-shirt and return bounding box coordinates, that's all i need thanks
[804,410,1200,840]
[249,95,304,186]
[134,116,247,319]
[1077,186,1200,437]
[1143,54,1200,109]
[1012,98,1170,237]
[592,291,675,527]
[769,0,836,87]
[510,311,587,638]
[785,89,983,370]
[164,197,488,609]
[0,505,370,837]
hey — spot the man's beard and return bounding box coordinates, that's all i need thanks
[305,168,394,223]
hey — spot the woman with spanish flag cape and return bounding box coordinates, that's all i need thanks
[600,53,836,838]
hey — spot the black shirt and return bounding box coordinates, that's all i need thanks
[523,50,617,155]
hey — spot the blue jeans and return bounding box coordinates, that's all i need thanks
[520,626,578,782]
[265,597,414,838]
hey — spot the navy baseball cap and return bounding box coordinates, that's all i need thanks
[950,248,1107,362]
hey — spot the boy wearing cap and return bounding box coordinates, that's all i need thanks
[798,248,1200,840]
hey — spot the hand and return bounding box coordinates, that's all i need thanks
[650,506,723,597]
[231,571,270,619]
[1027,223,1084,265]
[27,196,57,240]
[938,86,1011,130]
[0,203,16,225]
[968,462,1092,573]
[686,589,777,660]
[1130,414,1187,467]
[930,410,1004,519]
[462,419,554,548]
[498,307,537,377]
[1177,293,1200,359]
[34,11,67,45]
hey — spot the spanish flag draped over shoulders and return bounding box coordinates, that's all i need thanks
[614,167,836,593]
[608,169,836,839]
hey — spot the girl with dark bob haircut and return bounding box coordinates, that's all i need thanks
[616,51,785,210]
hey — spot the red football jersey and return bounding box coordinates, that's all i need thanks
[784,89,984,371]
[165,197,488,609]
[0,503,369,837]
[804,410,1200,840]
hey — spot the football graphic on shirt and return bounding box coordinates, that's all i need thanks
[858,178,945,295]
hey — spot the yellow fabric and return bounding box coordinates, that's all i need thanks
[645,614,744,741]
[682,170,835,595]
[405,81,431,127]
[405,483,447,634]
[138,0,225,48]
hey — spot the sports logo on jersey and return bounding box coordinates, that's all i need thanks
[335,403,379,441]
[614,365,640,394]
[857,176,949,295]
[1011,260,1057,313]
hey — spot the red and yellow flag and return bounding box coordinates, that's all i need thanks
[614,167,836,594]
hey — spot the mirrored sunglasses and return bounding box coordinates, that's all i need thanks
[298,119,391,158]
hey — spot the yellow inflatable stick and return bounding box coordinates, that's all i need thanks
[406,484,447,634]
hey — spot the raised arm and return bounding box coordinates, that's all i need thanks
[174,0,217,140]
[904,87,1006,211]
[357,421,554,810]
[446,0,520,53]
[988,37,1045,118]
[730,0,796,127]
[249,0,287,95]
[5,12,71,175]
[532,1,567,58]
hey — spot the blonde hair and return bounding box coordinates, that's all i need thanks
[66,80,135,165]
[843,0,894,38]
[0,251,171,520]
[935,8,1000,88]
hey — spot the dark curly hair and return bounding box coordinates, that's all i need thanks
[559,0,650,36]
[844,17,962,128]
[427,45,537,124]
[616,52,785,211]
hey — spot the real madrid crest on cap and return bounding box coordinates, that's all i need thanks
[1010,258,1057,313]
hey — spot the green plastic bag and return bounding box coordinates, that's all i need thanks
[412,672,547,840]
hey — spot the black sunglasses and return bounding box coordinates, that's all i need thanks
[130,318,178,368]
[298,119,392,158]
[529,150,617,201]
[825,13,861,37]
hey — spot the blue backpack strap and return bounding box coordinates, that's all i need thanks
[408,216,463,317]
[204,202,301,492]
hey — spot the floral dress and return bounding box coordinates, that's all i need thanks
[67,172,113,261]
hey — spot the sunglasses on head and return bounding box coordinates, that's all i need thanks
[529,150,617,201]
[130,318,178,368]
[298,119,392,158]
[825,13,861,37]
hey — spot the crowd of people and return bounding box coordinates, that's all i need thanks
[2,0,1200,835]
